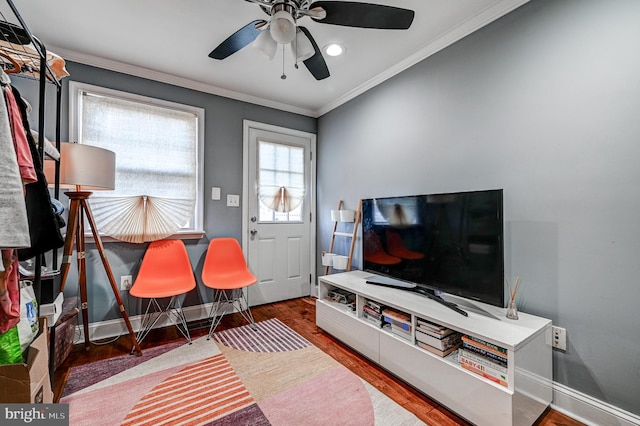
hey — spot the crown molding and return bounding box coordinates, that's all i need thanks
[51,45,318,118]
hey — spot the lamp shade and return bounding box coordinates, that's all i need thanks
[269,10,296,44]
[291,28,315,62]
[45,142,116,190]
[252,30,277,59]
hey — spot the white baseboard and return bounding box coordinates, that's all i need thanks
[551,382,640,426]
[69,310,639,426]
[72,303,218,343]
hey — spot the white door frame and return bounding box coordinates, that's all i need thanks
[242,119,317,296]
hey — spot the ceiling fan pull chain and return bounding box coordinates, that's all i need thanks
[281,44,287,79]
[293,34,299,69]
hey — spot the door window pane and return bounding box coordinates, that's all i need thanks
[257,140,305,222]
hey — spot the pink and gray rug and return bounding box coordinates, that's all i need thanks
[61,318,425,425]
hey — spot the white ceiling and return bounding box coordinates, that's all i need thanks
[4,0,529,117]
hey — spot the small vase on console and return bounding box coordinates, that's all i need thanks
[506,300,518,320]
[505,276,522,320]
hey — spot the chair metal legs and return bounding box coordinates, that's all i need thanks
[207,288,256,339]
[133,296,191,352]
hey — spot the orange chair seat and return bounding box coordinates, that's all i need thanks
[131,240,196,299]
[202,269,257,290]
[202,238,257,290]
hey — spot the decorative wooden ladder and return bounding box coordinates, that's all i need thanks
[324,199,362,275]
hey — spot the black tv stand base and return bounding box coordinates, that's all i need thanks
[410,288,468,317]
[364,277,468,316]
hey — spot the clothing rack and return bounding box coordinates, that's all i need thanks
[1,0,63,383]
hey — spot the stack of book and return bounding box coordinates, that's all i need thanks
[415,318,462,357]
[328,288,355,305]
[459,335,509,387]
[362,299,385,327]
[382,308,412,340]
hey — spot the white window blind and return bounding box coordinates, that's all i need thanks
[70,82,204,242]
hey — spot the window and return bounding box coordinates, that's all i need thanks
[257,140,305,222]
[69,82,204,242]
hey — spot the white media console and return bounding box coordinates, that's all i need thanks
[316,271,552,426]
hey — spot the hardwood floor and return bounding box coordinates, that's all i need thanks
[54,297,583,426]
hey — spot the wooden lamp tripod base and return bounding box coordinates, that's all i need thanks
[59,191,142,356]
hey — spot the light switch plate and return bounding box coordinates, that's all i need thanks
[211,187,221,200]
[227,194,240,207]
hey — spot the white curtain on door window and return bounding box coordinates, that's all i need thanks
[257,141,305,213]
[257,185,305,212]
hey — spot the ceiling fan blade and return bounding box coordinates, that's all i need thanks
[298,27,330,81]
[309,1,414,29]
[209,20,266,60]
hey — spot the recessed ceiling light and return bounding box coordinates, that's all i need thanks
[324,43,345,57]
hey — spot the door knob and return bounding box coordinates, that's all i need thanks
[250,228,258,235]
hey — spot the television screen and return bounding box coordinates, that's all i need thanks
[362,189,504,307]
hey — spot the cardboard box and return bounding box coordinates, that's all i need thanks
[0,317,53,403]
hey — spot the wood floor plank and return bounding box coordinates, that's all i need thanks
[53,297,584,426]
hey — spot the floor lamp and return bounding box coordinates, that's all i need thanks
[46,142,142,356]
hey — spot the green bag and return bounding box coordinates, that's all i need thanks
[0,325,23,365]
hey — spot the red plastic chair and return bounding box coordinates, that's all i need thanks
[130,239,196,346]
[202,238,257,338]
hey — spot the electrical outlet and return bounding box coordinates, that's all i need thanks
[120,275,132,291]
[227,194,240,207]
[551,326,567,351]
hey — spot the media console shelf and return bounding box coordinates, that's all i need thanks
[316,270,552,426]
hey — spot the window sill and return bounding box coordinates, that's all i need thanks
[82,230,206,244]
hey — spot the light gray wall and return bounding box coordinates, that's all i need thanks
[317,0,640,416]
[13,61,315,324]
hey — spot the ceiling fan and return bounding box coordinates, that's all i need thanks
[209,0,415,80]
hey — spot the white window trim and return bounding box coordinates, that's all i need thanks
[68,81,205,240]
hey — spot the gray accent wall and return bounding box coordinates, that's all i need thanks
[317,0,640,417]
[13,61,315,325]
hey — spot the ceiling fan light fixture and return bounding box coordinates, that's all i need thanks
[209,1,415,81]
[324,43,345,57]
[291,28,315,62]
[252,30,277,59]
[270,10,297,44]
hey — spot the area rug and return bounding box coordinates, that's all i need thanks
[61,318,425,426]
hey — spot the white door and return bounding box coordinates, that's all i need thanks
[242,120,316,305]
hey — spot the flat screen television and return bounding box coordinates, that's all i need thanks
[362,189,504,313]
